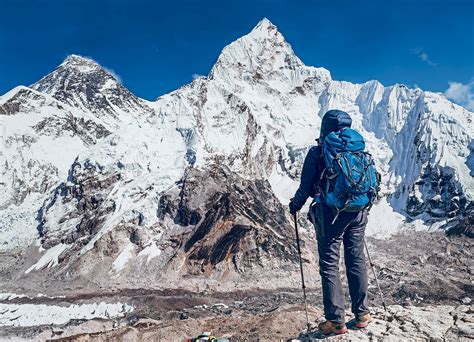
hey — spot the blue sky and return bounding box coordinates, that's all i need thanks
[1,0,473,108]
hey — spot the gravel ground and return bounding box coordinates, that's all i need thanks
[1,231,472,341]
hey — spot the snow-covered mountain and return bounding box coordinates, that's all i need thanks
[1,19,472,285]
[0,56,156,250]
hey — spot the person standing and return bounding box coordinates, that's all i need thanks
[289,109,378,335]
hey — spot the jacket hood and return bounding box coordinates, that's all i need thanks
[319,109,352,140]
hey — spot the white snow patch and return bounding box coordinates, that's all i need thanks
[137,242,162,264]
[0,293,66,301]
[0,293,28,301]
[0,302,133,327]
[366,197,409,238]
[268,163,300,204]
[111,242,135,273]
[25,244,71,274]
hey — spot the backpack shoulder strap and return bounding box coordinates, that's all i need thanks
[310,145,325,192]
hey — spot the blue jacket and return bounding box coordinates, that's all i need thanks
[292,145,324,211]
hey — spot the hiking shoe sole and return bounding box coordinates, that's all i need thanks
[334,327,348,334]
[356,320,372,328]
[321,327,348,335]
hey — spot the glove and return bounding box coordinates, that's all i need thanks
[289,199,299,215]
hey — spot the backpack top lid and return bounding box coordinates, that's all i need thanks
[324,128,366,154]
[323,128,366,170]
[319,110,352,140]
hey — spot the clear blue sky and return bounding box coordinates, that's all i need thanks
[1,0,473,102]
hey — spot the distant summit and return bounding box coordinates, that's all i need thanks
[30,54,152,120]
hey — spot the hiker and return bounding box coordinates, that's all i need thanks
[289,109,379,335]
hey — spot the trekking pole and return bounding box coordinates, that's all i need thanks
[364,239,388,315]
[293,213,312,333]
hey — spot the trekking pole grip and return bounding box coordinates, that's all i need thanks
[293,213,302,252]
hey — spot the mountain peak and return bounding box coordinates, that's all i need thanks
[31,53,121,92]
[246,17,280,41]
[29,54,147,118]
[251,17,276,32]
[31,54,106,93]
[63,54,95,64]
[62,54,96,63]
[209,18,301,80]
[59,54,101,72]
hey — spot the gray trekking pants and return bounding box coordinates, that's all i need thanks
[313,203,370,323]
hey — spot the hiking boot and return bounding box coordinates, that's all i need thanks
[356,313,373,328]
[318,320,348,335]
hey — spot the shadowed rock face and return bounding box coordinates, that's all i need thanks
[446,203,474,238]
[406,165,468,219]
[0,88,49,115]
[33,114,111,146]
[157,166,301,275]
[37,159,120,249]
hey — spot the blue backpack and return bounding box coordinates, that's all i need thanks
[320,128,380,221]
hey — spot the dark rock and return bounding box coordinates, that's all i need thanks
[159,166,300,275]
[446,203,474,237]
